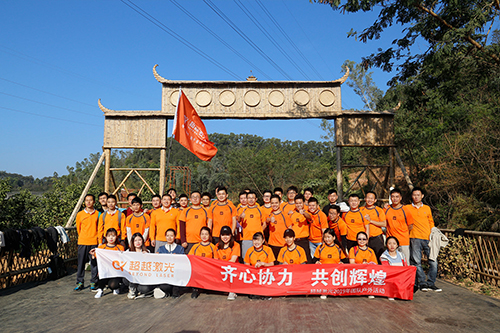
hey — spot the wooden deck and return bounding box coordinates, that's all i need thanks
[1,270,499,333]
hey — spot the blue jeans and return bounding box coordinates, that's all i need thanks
[410,238,437,287]
[309,241,321,260]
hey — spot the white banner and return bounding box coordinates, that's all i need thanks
[96,249,192,286]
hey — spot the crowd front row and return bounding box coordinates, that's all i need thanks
[75,186,445,301]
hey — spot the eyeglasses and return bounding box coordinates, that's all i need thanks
[357,238,367,241]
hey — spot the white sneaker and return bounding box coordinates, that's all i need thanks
[113,289,120,295]
[154,288,166,299]
[227,292,237,301]
[320,295,327,300]
[94,289,103,298]
[127,288,137,299]
[368,295,375,299]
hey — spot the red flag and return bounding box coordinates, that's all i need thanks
[173,90,217,161]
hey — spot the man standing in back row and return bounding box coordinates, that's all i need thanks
[406,187,441,292]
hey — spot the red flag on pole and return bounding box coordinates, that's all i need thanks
[173,89,217,161]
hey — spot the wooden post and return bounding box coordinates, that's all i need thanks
[394,148,414,190]
[159,148,166,196]
[65,153,105,227]
[104,148,111,194]
[336,146,343,201]
[389,147,395,188]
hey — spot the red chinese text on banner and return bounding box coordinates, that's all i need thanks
[173,90,217,161]
[96,249,416,300]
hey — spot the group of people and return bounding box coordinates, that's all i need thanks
[75,185,442,301]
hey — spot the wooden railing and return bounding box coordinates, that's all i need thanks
[0,227,78,289]
[441,229,500,285]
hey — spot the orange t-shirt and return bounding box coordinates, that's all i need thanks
[150,207,180,242]
[241,206,265,241]
[180,207,208,243]
[189,242,216,258]
[308,210,328,243]
[343,210,369,241]
[126,213,151,245]
[244,245,276,266]
[76,209,99,246]
[260,204,273,218]
[349,246,378,264]
[314,243,346,264]
[214,242,241,261]
[98,243,125,251]
[267,211,291,247]
[209,202,237,237]
[277,245,307,265]
[282,202,296,215]
[290,211,309,239]
[328,216,347,242]
[405,204,434,240]
[360,206,386,238]
[385,206,414,246]
[98,210,126,242]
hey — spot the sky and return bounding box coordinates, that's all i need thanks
[1,0,405,178]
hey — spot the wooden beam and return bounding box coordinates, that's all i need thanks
[394,148,414,190]
[110,168,161,171]
[336,146,343,201]
[104,148,111,194]
[345,167,367,195]
[133,170,156,195]
[112,170,134,195]
[367,167,388,195]
[65,153,105,227]
[159,148,166,196]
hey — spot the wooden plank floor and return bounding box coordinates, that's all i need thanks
[1,270,499,333]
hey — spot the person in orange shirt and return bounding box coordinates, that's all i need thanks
[179,191,208,254]
[343,194,370,252]
[75,194,99,291]
[307,197,328,259]
[201,192,212,210]
[290,194,311,263]
[273,187,287,210]
[97,192,108,215]
[348,231,378,264]
[240,191,265,259]
[313,228,346,264]
[244,231,275,300]
[98,194,126,247]
[327,205,347,252]
[277,229,307,265]
[89,228,125,298]
[209,186,237,244]
[214,226,240,300]
[260,190,273,242]
[406,187,440,292]
[146,194,162,216]
[189,226,216,299]
[178,193,189,210]
[150,193,180,252]
[303,187,313,206]
[385,189,414,260]
[235,191,248,240]
[267,194,291,261]
[125,192,142,217]
[167,188,180,208]
[282,185,298,216]
[361,191,386,261]
[125,197,151,249]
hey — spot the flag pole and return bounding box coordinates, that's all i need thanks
[166,87,182,186]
